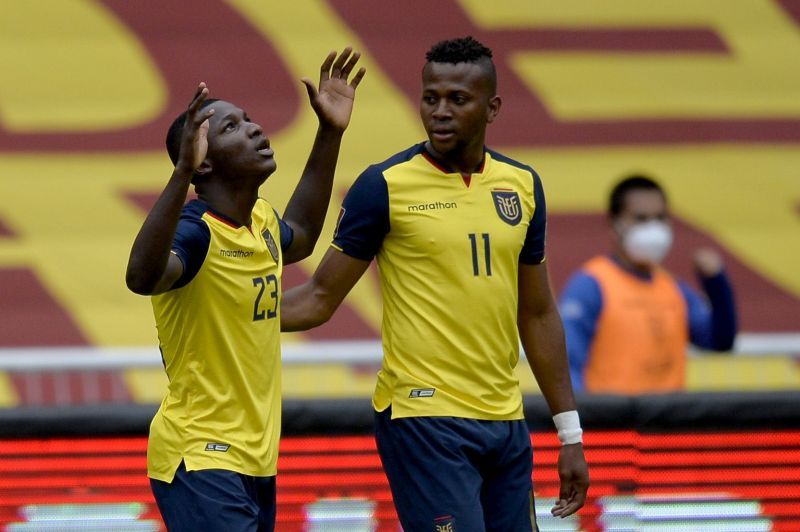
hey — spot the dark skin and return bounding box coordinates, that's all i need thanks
[281,59,589,518]
[126,48,365,295]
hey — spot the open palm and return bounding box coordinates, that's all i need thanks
[302,47,366,132]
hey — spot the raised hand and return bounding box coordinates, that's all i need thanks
[302,47,366,132]
[176,82,215,175]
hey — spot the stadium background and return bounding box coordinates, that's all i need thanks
[1,0,799,530]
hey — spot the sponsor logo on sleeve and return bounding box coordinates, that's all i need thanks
[409,388,435,398]
[205,443,231,452]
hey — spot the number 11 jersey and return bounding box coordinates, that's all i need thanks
[332,143,547,421]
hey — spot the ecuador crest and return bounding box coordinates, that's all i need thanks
[491,189,522,226]
[262,228,279,263]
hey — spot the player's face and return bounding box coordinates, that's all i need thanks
[420,61,499,162]
[204,101,276,181]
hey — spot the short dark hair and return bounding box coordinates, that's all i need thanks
[608,174,667,217]
[425,36,496,93]
[426,36,493,63]
[165,98,219,166]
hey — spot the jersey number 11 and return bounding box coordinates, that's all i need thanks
[468,233,492,276]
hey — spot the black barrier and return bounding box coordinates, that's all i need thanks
[1,391,798,438]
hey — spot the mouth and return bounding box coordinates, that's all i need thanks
[256,138,273,158]
[431,129,455,141]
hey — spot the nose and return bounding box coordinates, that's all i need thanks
[248,121,263,137]
[431,100,450,120]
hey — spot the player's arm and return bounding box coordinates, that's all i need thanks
[282,48,366,265]
[518,261,590,518]
[126,83,213,295]
[281,247,370,331]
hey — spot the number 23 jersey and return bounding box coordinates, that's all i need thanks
[148,198,291,482]
[333,143,547,421]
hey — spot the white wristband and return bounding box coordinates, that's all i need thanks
[553,410,583,445]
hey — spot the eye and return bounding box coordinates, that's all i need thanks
[422,95,436,105]
[223,122,236,132]
[453,96,467,105]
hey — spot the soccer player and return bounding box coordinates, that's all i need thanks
[281,37,589,530]
[125,48,365,531]
[559,175,737,394]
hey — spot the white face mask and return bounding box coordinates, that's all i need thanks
[622,220,673,265]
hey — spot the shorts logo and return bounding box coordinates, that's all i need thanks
[491,189,522,226]
[434,515,455,531]
[262,229,279,263]
[409,388,435,398]
[205,443,230,452]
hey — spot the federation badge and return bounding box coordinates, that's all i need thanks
[434,515,455,531]
[491,189,522,226]
[262,228,279,263]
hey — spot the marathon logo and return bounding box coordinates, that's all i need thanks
[408,201,457,212]
[219,249,254,258]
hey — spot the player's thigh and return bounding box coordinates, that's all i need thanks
[481,420,536,532]
[374,407,487,532]
[150,461,273,532]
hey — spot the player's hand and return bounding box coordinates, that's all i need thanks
[176,82,215,176]
[551,443,589,518]
[302,47,366,132]
[693,248,724,278]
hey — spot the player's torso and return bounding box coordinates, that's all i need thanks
[381,151,535,298]
[148,199,284,480]
[374,149,538,419]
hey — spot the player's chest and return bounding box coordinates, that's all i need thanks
[204,225,281,278]
[387,180,532,247]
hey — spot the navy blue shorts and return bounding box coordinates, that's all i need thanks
[375,407,537,532]
[150,461,276,532]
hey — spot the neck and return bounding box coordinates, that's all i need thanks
[425,141,485,175]
[198,182,259,227]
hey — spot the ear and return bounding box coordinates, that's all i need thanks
[486,95,502,124]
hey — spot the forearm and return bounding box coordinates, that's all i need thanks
[280,282,336,332]
[282,125,344,257]
[519,305,578,415]
[126,169,192,293]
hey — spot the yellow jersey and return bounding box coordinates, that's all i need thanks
[148,198,289,482]
[333,143,547,420]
